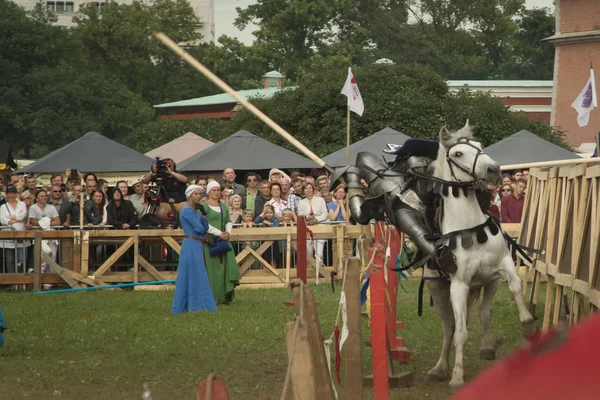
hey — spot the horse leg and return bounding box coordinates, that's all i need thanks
[425,279,454,381]
[479,280,499,360]
[498,257,537,336]
[449,280,470,392]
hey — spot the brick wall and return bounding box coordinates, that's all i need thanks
[559,0,600,33]
[552,0,600,147]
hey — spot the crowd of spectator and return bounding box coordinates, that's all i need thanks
[0,160,527,275]
[488,169,529,223]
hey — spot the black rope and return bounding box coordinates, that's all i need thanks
[417,277,426,316]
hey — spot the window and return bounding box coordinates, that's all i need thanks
[47,1,74,13]
[89,1,107,9]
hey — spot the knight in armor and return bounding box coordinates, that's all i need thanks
[331,139,491,274]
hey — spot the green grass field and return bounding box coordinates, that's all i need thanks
[0,281,533,400]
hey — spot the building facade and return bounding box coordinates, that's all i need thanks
[155,71,288,120]
[546,0,600,147]
[448,81,553,123]
[12,0,215,42]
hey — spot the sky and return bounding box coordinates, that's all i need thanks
[215,0,555,45]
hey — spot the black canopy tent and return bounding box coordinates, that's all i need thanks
[484,130,579,167]
[178,130,319,172]
[0,140,18,170]
[16,132,154,174]
[323,127,412,167]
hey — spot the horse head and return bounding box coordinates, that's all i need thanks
[436,120,501,188]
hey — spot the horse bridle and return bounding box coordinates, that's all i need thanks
[445,137,486,183]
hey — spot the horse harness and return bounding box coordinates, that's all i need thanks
[445,137,487,183]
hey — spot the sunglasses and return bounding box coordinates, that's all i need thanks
[247,178,257,182]
[53,190,63,193]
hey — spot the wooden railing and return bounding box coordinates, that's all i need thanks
[0,220,522,291]
[519,163,600,330]
[0,224,364,290]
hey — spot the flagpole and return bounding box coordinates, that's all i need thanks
[594,108,600,156]
[346,92,351,165]
[593,63,600,156]
[346,59,352,166]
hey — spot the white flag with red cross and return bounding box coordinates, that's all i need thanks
[341,67,364,116]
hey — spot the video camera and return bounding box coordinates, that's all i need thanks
[67,169,79,181]
[153,157,170,180]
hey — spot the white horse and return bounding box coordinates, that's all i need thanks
[424,122,537,391]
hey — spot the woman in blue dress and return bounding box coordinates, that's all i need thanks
[171,185,217,314]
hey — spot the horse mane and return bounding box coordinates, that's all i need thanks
[439,120,475,148]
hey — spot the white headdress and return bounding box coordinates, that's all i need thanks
[185,185,202,199]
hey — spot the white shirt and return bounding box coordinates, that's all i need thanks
[297,196,329,224]
[29,203,59,222]
[0,201,29,248]
[267,198,288,217]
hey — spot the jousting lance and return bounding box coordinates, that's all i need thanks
[154,32,333,173]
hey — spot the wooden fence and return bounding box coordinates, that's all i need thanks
[519,163,600,330]
[0,224,364,291]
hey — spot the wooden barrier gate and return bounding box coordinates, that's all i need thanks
[0,224,364,290]
[519,163,600,329]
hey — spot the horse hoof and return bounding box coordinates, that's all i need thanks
[425,369,447,382]
[425,368,448,382]
[522,318,538,337]
[479,348,496,360]
[449,381,464,394]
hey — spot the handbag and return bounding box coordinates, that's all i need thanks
[204,203,232,257]
[208,237,232,257]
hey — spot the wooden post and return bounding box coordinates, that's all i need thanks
[72,230,81,273]
[79,176,85,228]
[133,233,139,283]
[344,257,363,400]
[364,234,413,394]
[33,231,42,292]
[61,234,74,270]
[543,276,555,331]
[285,230,292,283]
[365,245,389,398]
[81,231,89,276]
[297,217,307,284]
[287,281,335,400]
[285,321,315,400]
[335,224,345,281]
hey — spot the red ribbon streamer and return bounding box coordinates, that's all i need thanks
[334,326,341,385]
[306,226,314,241]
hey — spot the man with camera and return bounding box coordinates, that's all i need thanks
[60,183,84,227]
[143,158,188,203]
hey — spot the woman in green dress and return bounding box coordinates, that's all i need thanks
[199,181,242,304]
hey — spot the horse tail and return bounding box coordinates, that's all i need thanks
[466,287,482,325]
[467,287,482,309]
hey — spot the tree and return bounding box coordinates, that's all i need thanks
[13,66,154,158]
[72,0,208,105]
[234,0,340,80]
[227,63,565,158]
[0,0,75,157]
[443,89,566,147]
[495,8,555,79]
[195,36,273,90]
